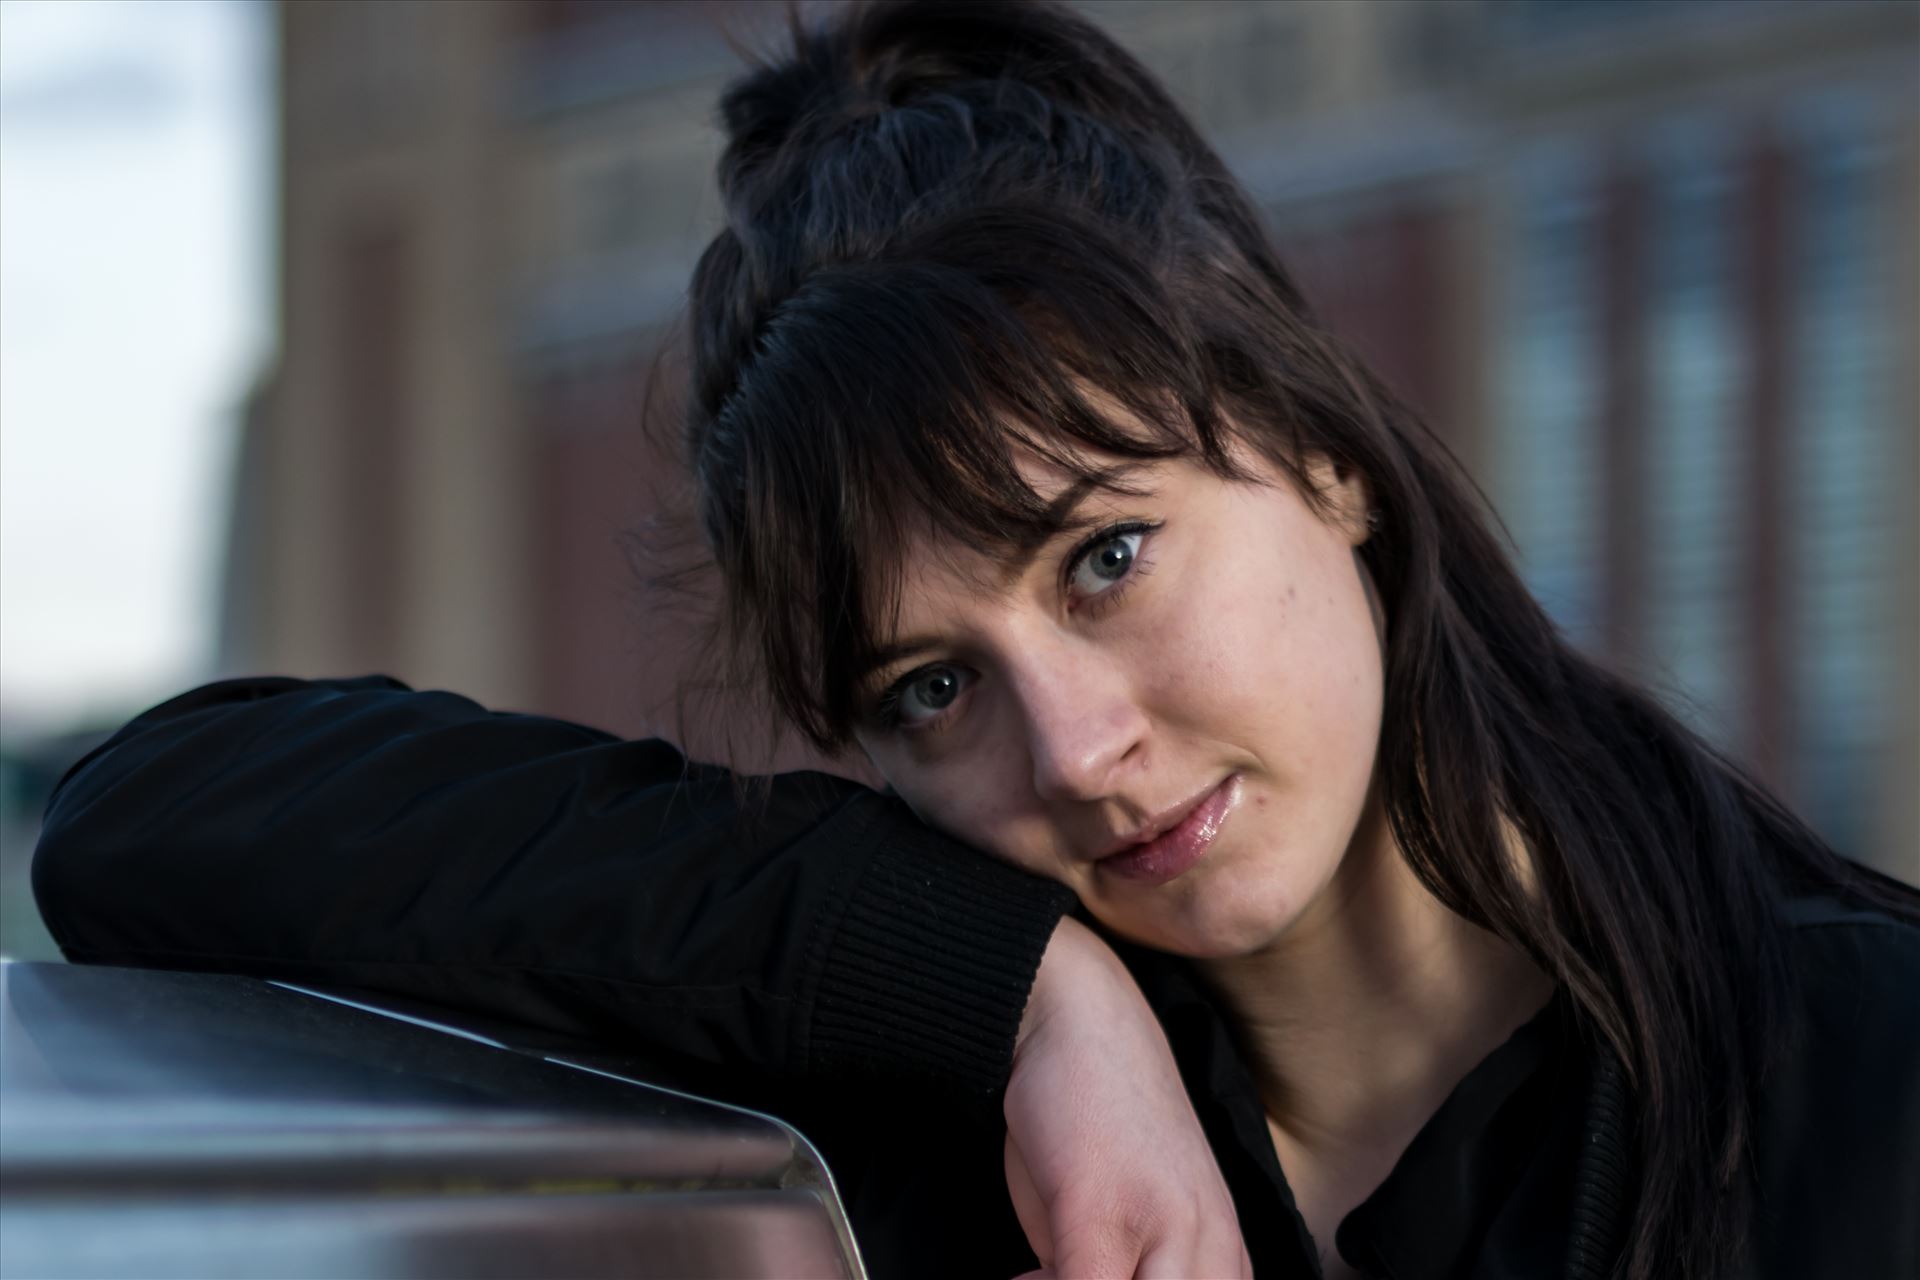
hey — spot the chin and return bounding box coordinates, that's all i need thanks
[1108,865,1318,960]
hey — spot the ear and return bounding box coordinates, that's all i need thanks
[1304,454,1374,548]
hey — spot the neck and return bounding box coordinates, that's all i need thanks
[1195,797,1554,1164]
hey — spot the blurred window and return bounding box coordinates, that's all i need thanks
[1391,2,1480,95]
[1498,146,1605,647]
[524,0,668,42]
[1786,95,1895,856]
[1642,119,1746,743]
[1494,0,1686,43]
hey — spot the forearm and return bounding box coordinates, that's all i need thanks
[33,676,1076,1095]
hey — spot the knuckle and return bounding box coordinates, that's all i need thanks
[1110,1188,1171,1245]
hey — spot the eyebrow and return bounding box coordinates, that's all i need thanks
[855,466,1147,686]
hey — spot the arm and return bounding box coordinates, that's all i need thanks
[1005,917,1252,1279]
[32,675,1076,1098]
[36,676,1248,1278]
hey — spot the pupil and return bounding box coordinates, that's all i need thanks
[1097,539,1131,577]
[920,670,958,708]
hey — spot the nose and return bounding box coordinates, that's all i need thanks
[1012,638,1150,804]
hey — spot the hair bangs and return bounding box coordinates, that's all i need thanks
[698,208,1235,747]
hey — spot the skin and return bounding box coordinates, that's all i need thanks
[857,444,1382,959]
[852,439,1552,1276]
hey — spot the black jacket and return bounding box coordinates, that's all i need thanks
[32,677,1920,1279]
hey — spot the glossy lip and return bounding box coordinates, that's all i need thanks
[1095,774,1241,886]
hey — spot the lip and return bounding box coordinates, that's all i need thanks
[1095,774,1241,886]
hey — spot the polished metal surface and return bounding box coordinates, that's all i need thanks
[0,960,864,1279]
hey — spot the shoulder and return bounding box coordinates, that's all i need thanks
[1749,895,1920,1276]
[1771,893,1920,1124]
[1781,893,1920,1016]
[1777,893,1920,1062]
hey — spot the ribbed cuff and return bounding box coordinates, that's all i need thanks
[803,794,1078,1100]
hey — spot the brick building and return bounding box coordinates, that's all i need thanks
[223,0,1918,879]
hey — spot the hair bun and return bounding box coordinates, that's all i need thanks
[716,0,1179,202]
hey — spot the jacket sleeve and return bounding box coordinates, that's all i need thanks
[31,675,1077,1100]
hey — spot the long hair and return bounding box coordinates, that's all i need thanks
[674,3,1919,1276]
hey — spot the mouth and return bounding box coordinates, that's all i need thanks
[1095,774,1242,886]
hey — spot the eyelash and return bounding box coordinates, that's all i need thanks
[870,665,914,730]
[1064,519,1160,619]
[870,519,1162,732]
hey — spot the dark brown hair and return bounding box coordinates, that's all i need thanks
[674,3,1919,1277]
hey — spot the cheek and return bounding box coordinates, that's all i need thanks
[1284,568,1383,756]
[1144,541,1380,751]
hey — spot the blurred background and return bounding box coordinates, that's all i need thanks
[2,0,1916,959]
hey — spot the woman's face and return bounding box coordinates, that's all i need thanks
[852,439,1386,959]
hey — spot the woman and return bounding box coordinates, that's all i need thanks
[34,3,1920,1278]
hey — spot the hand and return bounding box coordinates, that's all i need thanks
[1003,917,1251,1279]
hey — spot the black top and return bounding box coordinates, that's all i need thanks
[823,910,1920,1279]
[32,677,1920,1279]
[1127,948,1594,1280]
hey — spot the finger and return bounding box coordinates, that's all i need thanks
[1049,1207,1156,1280]
[1131,1243,1186,1280]
[1133,1236,1250,1280]
[1133,1243,1217,1280]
